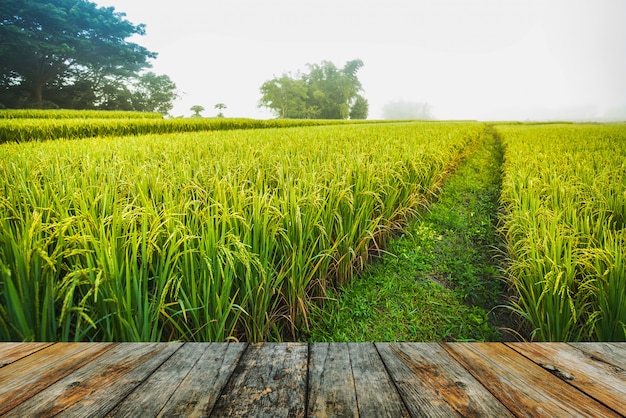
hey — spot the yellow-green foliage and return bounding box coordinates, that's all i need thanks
[0,109,164,119]
[0,122,481,342]
[498,123,626,341]
[0,117,386,144]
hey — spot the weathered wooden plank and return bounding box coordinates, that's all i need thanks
[0,342,116,416]
[569,342,626,371]
[350,343,410,417]
[0,342,53,367]
[1,342,623,417]
[211,342,307,417]
[443,343,620,417]
[507,342,626,416]
[105,343,210,417]
[376,343,512,417]
[155,343,247,417]
[307,342,358,417]
[6,342,181,417]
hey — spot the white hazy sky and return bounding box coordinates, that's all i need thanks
[95,0,626,120]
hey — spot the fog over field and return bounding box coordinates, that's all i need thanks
[95,0,626,121]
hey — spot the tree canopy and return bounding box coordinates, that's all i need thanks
[0,0,176,113]
[259,59,368,119]
[190,105,205,117]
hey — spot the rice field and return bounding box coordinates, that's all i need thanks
[0,109,164,119]
[0,119,480,342]
[497,123,626,341]
[0,115,372,143]
[1,114,624,343]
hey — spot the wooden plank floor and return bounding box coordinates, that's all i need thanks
[0,342,624,417]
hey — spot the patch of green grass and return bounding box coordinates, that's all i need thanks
[308,127,506,342]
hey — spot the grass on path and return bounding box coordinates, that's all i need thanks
[309,127,507,342]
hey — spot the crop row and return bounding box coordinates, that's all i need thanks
[0,117,383,144]
[0,109,164,119]
[0,122,482,342]
[498,124,626,341]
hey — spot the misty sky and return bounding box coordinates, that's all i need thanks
[95,0,626,120]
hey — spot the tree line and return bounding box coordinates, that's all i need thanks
[258,59,368,119]
[0,0,176,113]
[1,0,369,118]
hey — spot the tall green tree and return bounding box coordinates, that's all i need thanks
[305,59,364,119]
[350,94,369,119]
[0,0,156,108]
[131,72,178,114]
[259,60,368,119]
[259,74,309,118]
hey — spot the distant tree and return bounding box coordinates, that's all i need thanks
[45,70,178,113]
[305,59,365,119]
[259,74,309,118]
[259,60,367,119]
[40,70,99,109]
[382,100,433,120]
[0,0,156,108]
[214,103,227,118]
[190,105,205,117]
[350,94,368,119]
[97,78,135,111]
[132,72,178,115]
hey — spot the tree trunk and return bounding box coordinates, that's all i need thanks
[32,82,43,108]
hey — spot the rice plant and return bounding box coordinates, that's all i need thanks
[0,109,164,119]
[0,122,481,342]
[0,116,394,144]
[498,123,626,341]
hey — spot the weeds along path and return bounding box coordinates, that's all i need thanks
[309,127,508,342]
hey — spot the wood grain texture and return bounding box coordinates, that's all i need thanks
[351,343,410,417]
[443,343,620,418]
[0,342,52,368]
[211,343,308,417]
[569,342,626,370]
[0,342,623,417]
[157,343,247,418]
[507,342,626,415]
[106,343,210,417]
[0,342,116,416]
[377,343,512,417]
[307,342,358,417]
[6,343,181,417]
